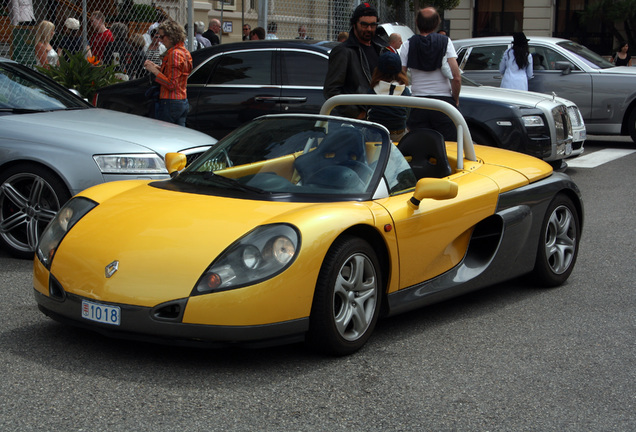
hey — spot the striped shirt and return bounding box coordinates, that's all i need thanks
[155,42,192,100]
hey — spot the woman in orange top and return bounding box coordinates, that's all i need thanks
[143,20,192,126]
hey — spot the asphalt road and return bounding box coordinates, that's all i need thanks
[1,136,635,431]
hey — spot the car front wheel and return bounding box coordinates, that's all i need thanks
[307,236,382,356]
[532,194,580,287]
[0,164,70,259]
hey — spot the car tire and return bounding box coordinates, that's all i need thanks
[307,236,382,356]
[0,164,70,259]
[532,194,580,287]
[628,108,636,143]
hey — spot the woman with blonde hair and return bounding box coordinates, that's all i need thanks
[34,20,59,68]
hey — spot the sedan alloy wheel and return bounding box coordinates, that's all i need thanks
[0,165,69,258]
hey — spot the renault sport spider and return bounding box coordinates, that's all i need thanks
[33,95,583,355]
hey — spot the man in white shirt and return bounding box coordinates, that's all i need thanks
[400,6,461,141]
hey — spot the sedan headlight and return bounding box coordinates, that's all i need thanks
[522,115,545,127]
[93,154,167,174]
[567,106,585,128]
[193,224,300,295]
[36,197,97,269]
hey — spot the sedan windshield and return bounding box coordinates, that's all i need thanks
[557,41,615,69]
[0,62,90,111]
[176,116,390,198]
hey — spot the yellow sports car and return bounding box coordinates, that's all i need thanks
[33,96,583,355]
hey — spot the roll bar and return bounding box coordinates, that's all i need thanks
[319,94,476,169]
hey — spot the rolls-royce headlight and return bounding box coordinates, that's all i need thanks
[193,224,300,295]
[522,115,545,127]
[36,197,97,269]
[93,154,167,174]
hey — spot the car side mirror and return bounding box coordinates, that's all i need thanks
[408,178,459,209]
[555,61,572,75]
[165,152,187,177]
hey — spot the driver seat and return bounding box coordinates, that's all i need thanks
[397,129,452,180]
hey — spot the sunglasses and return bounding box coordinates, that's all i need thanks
[358,21,378,29]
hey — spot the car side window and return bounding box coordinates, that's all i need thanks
[280,51,327,86]
[385,144,417,194]
[200,51,273,85]
[189,57,216,85]
[530,46,576,71]
[463,45,508,71]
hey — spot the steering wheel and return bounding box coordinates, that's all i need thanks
[339,160,374,183]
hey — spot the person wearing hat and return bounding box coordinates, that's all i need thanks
[499,32,534,90]
[400,6,461,142]
[56,17,91,61]
[367,52,411,142]
[324,2,383,118]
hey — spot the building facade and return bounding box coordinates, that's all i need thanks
[446,0,612,56]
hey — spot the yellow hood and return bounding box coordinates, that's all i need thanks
[50,181,341,306]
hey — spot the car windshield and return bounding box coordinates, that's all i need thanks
[175,115,392,199]
[0,62,90,112]
[556,40,615,69]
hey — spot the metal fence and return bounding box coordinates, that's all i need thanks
[0,0,414,67]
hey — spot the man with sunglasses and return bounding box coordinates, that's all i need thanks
[324,2,383,119]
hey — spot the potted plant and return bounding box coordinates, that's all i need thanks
[36,50,122,101]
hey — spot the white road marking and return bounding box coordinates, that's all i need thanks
[567,148,636,168]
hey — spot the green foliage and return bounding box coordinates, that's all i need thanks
[428,0,461,11]
[580,0,636,49]
[112,2,158,23]
[385,0,460,13]
[408,0,461,12]
[36,50,122,100]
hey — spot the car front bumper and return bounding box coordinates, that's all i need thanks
[34,288,309,348]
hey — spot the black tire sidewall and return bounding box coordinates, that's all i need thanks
[533,194,580,287]
[628,108,636,143]
[307,236,382,356]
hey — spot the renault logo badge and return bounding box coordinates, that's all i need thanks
[105,260,119,278]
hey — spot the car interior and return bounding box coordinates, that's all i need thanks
[397,129,452,180]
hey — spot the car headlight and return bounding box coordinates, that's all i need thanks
[36,197,97,269]
[567,106,584,128]
[93,154,168,174]
[522,115,545,127]
[192,224,300,295]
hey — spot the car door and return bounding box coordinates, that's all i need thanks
[277,49,329,115]
[458,44,509,87]
[187,49,283,139]
[378,148,500,288]
[527,44,593,120]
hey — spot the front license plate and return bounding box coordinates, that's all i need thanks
[81,300,121,326]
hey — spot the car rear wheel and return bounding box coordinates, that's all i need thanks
[532,194,580,287]
[307,236,382,356]
[0,164,70,259]
[628,108,636,143]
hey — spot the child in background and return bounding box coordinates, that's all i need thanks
[367,52,411,142]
